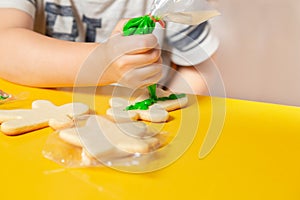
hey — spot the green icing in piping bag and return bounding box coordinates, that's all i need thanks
[123,15,185,110]
[123,15,157,36]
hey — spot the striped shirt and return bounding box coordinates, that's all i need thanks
[0,0,219,67]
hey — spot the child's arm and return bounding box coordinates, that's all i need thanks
[0,8,98,87]
[0,9,161,88]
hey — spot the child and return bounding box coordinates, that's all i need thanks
[0,0,219,94]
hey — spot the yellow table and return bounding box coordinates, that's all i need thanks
[1,78,300,200]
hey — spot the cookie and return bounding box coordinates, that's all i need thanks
[107,88,188,122]
[107,98,169,122]
[0,100,89,136]
[58,115,160,154]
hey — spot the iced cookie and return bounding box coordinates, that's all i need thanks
[59,115,160,154]
[107,88,188,122]
[0,100,89,136]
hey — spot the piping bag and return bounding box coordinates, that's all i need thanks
[123,0,220,110]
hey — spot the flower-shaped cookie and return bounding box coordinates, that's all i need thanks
[106,88,188,123]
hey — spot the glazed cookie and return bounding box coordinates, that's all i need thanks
[0,100,89,136]
[106,88,188,123]
[59,115,161,155]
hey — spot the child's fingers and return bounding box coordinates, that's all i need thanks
[107,34,159,56]
[113,49,161,72]
[117,63,163,89]
[124,35,159,54]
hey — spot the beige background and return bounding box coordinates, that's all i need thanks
[208,0,300,106]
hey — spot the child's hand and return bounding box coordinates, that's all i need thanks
[101,32,162,88]
[76,19,162,89]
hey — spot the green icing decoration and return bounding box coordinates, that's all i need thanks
[0,95,9,100]
[125,98,157,111]
[123,15,186,110]
[125,93,186,111]
[148,84,157,100]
